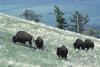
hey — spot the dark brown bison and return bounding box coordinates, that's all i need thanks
[35,36,44,49]
[73,39,84,50]
[56,45,68,60]
[84,39,94,50]
[12,31,34,47]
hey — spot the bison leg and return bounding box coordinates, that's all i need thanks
[74,46,76,50]
[91,47,94,49]
[22,41,26,45]
[64,54,67,60]
[14,41,17,44]
[20,42,23,45]
[57,55,61,60]
[57,54,60,59]
[85,47,89,51]
[29,41,32,47]
[91,45,94,49]
[65,56,67,60]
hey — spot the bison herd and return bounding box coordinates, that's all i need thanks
[73,39,94,50]
[12,31,94,60]
[12,31,43,49]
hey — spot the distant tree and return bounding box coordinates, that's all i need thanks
[20,9,41,22]
[70,11,89,33]
[83,27,100,38]
[88,28,95,36]
[83,27,96,36]
[95,30,100,38]
[54,6,68,30]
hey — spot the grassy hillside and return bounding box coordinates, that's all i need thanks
[0,13,100,67]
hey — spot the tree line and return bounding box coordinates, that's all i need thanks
[19,6,100,38]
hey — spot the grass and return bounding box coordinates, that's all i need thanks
[0,13,100,67]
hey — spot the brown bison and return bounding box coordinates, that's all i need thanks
[84,39,94,50]
[56,45,68,60]
[12,31,34,47]
[73,39,84,50]
[35,36,44,49]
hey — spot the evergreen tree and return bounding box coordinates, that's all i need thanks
[54,6,68,30]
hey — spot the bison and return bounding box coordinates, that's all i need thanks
[84,39,94,50]
[73,39,84,50]
[56,45,68,60]
[12,31,34,47]
[35,36,44,49]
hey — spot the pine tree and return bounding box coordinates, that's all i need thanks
[54,6,68,30]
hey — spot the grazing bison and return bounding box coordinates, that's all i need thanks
[73,39,84,50]
[84,39,94,50]
[12,31,34,47]
[56,45,68,60]
[35,36,44,49]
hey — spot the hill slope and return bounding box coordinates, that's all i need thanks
[0,13,100,67]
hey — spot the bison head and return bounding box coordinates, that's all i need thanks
[12,36,17,43]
